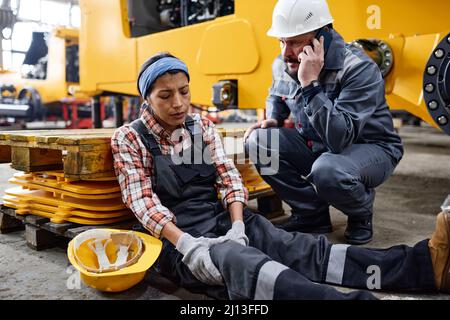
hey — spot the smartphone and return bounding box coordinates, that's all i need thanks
[315,28,332,53]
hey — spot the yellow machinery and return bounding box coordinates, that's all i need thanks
[0,27,80,121]
[76,0,450,135]
[330,0,450,134]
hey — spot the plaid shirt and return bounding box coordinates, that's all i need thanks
[111,108,248,239]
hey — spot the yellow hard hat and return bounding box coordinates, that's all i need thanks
[67,229,162,292]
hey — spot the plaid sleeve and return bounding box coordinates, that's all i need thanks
[111,127,174,239]
[199,116,249,208]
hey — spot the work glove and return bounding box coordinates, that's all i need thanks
[224,220,249,246]
[176,233,224,286]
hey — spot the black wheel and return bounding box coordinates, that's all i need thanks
[17,87,43,122]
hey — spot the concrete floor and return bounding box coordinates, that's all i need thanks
[0,124,449,300]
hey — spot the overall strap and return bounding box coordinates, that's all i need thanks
[130,119,162,156]
[185,115,202,138]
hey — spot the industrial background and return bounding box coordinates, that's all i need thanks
[0,0,449,300]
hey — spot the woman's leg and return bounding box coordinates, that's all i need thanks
[210,241,376,300]
[241,211,436,292]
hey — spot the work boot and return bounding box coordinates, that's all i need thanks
[275,213,333,234]
[428,211,450,293]
[344,216,373,245]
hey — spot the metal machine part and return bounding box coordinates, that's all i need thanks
[0,85,43,121]
[127,0,234,37]
[212,80,237,110]
[423,33,450,135]
[351,39,394,77]
[158,0,234,28]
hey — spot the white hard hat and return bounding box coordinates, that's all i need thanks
[267,0,334,38]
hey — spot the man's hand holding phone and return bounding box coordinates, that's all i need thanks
[297,36,325,87]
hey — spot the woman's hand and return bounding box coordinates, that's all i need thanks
[176,233,225,285]
[224,220,249,246]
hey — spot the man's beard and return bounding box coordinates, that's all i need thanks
[284,57,298,64]
[284,58,299,77]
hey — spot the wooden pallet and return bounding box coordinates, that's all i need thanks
[0,129,116,181]
[0,204,140,251]
[0,128,247,181]
[252,190,285,219]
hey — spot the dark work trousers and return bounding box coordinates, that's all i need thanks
[246,127,397,223]
[156,209,436,300]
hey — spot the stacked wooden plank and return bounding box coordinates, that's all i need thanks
[0,128,116,180]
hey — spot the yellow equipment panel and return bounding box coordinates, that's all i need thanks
[3,187,132,224]
[14,172,121,195]
[3,195,130,219]
[77,0,450,132]
[8,177,122,200]
[5,187,127,212]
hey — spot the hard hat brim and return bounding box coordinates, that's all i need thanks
[68,229,162,278]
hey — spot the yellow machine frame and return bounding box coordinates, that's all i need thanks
[0,28,79,105]
[77,0,450,133]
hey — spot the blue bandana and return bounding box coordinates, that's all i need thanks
[138,57,190,98]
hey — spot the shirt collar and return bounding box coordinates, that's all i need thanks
[322,29,345,71]
[140,106,187,140]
